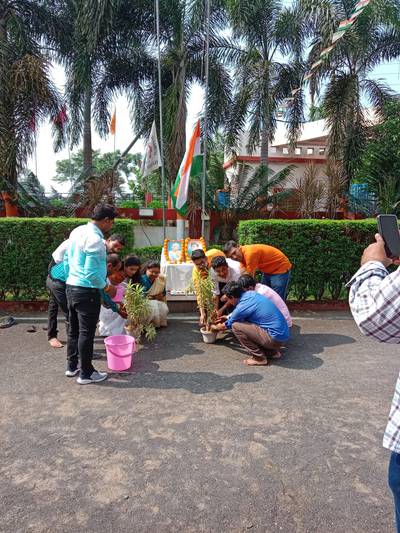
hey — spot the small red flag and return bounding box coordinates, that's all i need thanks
[110,110,116,135]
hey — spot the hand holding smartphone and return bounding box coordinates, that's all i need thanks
[377,214,400,259]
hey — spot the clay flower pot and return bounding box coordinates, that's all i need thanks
[200,328,217,344]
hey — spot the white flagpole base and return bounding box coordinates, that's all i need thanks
[176,218,186,240]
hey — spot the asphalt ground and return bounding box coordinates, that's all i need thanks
[0,312,398,532]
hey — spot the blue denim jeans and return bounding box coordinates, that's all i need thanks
[389,451,400,532]
[261,270,292,301]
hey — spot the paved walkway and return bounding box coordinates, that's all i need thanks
[0,312,398,532]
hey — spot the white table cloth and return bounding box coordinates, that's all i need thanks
[163,263,194,294]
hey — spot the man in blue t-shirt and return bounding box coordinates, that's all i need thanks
[212,281,289,366]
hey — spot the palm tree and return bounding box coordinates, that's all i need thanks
[0,0,64,215]
[225,0,307,171]
[302,0,400,184]
[134,0,232,184]
[50,0,153,177]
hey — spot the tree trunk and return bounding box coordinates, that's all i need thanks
[0,14,19,216]
[83,88,93,178]
[166,64,187,186]
[260,126,269,168]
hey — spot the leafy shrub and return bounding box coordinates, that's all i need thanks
[130,246,162,263]
[148,199,163,208]
[0,217,135,300]
[238,219,377,300]
[118,200,140,209]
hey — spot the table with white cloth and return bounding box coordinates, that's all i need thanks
[162,263,195,295]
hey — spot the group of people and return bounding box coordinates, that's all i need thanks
[46,200,293,379]
[46,203,168,385]
[190,241,293,366]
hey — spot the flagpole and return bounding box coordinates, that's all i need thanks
[202,0,211,239]
[114,108,116,155]
[156,0,167,240]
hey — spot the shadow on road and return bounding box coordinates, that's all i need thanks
[274,324,356,370]
[104,370,263,394]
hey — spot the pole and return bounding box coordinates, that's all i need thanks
[114,108,116,155]
[156,0,167,240]
[34,130,38,179]
[202,0,211,238]
[112,127,146,171]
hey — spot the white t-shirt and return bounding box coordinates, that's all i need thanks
[211,259,242,295]
[52,239,69,263]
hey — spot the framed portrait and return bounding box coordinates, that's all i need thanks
[185,237,206,262]
[163,239,184,264]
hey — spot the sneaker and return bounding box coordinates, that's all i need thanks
[65,368,79,377]
[77,370,108,385]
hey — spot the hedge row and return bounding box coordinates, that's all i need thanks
[238,219,377,300]
[0,218,136,300]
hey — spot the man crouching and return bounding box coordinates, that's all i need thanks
[212,281,289,366]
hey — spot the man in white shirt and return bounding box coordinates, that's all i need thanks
[210,256,242,315]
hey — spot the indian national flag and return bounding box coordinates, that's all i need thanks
[354,0,370,12]
[320,45,334,58]
[171,120,202,216]
[338,19,354,31]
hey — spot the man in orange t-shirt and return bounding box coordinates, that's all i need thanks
[224,241,292,300]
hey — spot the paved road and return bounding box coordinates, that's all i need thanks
[0,313,398,532]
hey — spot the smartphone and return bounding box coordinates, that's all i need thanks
[377,214,400,258]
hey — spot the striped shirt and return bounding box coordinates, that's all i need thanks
[348,260,400,452]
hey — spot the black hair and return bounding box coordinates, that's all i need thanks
[106,253,122,268]
[238,274,257,290]
[143,260,161,273]
[222,281,243,299]
[223,240,238,254]
[211,256,228,269]
[91,203,118,221]
[124,254,141,268]
[191,249,206,261]
[108,233,126,246]
[123,254,142,284]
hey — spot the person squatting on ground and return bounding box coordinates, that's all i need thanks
[223,240,292,301]
[46,233,126,348]
[212,281,289,366]
[210,255,242,316]
[191,249,240,326]
[348,233,400,532]
[238,274,292,327]
[64,203,117,385]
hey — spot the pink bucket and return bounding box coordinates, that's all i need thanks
[104,335,136,371]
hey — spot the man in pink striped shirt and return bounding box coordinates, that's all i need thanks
[238,274,292,327]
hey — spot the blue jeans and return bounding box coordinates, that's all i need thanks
[389,452,400,532]
[261,270,292,301]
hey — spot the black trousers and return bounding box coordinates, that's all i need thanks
[46,276,68,340]
[66,285,101,378]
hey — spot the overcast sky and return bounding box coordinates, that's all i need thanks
[27,64,204,193]
[28,60,400,193]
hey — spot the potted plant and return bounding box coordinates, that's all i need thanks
[123,282,156,342]
[192,269,218,343]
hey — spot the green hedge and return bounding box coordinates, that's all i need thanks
[131,246,163,262]
[238,219,377,300]
[0,217,135,300]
